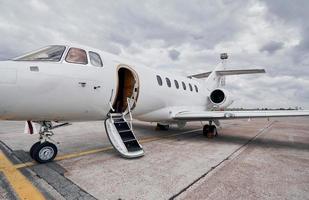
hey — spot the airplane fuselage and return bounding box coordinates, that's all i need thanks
[0,44,207,122]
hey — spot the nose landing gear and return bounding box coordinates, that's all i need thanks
[29,122,58,163]
[29,121,69,163]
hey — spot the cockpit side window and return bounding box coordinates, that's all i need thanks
[89,51,103,67]
[14,45,66,62]
[65,48,88,65]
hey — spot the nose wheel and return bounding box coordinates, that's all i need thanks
[30,141,58,163]
[29,141,41,159]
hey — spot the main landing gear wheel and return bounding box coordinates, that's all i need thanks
[203,124,218,138]
[156,123,170,131]
[32,141,58,163]
[203,125,210,136]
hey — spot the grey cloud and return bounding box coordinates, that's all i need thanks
[168,49,180,61]
[261,0,309,63]
[226,75,309,109]
[0,0,309,108]
[260,41,284,54]
[0,1,252,56]
[108,33,131,47]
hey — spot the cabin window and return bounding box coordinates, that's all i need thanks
[157,75,163,86]
[194,85,199,92]
[182,82,186,90]
[189,83,193,91]
[166,78,171,87]
[65,48,88,65]
[174,80,179,89]
[89,51,103,67]
[14,45,66,62]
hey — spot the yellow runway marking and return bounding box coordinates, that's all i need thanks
[14,161,36,170]
[0,152,45,200]
[14,128,202,169]
[55,146,113,161]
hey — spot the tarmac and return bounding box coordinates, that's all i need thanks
[0,117,308,200]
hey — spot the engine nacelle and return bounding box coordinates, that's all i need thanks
[209,88,234,109]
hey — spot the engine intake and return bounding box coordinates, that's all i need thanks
[210,89,225,104]
[209,88,234,109]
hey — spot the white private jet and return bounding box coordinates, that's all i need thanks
[0,44,308,163]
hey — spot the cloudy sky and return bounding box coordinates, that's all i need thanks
[0,0,308,109]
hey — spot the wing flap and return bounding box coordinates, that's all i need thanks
[174,110,309,121]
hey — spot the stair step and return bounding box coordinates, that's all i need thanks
[114,122,130,131]
[123,138,137,143]
[119,130,136,141]
[110,114,123,118]
[118,129,131,133]
[113,118,125,123]
[123,140,142,152]
[114,121,126,124]
[110,112,122,116]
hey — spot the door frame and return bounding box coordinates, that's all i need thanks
[111,64,140,113]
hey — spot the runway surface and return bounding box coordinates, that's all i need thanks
[0,117,308,199]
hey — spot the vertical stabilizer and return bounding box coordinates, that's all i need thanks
[206,53,228,90]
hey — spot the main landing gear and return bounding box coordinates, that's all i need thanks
[29,121,69,163]
[156,123,170,131]
[203,121,218,138]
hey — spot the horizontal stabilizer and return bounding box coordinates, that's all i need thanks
[188,71,212,79]
[188,69,265,79]
[216,69,265,76]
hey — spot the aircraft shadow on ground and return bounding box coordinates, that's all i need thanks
[183,133,309,151]
[130,123,309,151]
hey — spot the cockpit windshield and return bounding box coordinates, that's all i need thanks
[14,45,66,62]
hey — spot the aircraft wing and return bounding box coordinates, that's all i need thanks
[173,110,309,121]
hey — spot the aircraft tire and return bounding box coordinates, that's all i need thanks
[30,141,41,159]
[156,123,169,131]
[33,141,58,163]
[209,125,217,138]
[203,125,210,136]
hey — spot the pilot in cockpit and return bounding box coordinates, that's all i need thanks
[66,48,87,64]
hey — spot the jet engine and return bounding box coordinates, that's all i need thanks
[209,88,234,109]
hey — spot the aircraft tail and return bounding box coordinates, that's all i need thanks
[205,57,227,90]
[187,53,265,91]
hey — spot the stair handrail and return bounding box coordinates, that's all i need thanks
[109,89,115,112]
[109,102,115,112]
[126,97,135,130]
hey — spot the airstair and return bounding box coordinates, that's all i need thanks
[105,99,144,158]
